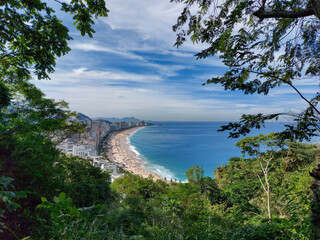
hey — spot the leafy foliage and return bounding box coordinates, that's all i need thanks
[56,156,113,207]
[37,192,81,239]
[0,0,108,238]
[0,176,27,234]
[186,165,204,184]
[83,142,315,239]
[0,140,312,239]
[1,0,108,81]
[171,0,320,140]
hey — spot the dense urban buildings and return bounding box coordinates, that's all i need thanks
[57,113,150,181]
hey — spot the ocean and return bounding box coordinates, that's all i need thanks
[128,121,289,182]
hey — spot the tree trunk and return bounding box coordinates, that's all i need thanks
[265,170,271,220]
[310,163,320,239]
[267,180,271,220]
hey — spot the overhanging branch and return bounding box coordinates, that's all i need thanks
[253,8,315,19]
[249,70,320,116]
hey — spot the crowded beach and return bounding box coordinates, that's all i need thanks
[106,127,164,181]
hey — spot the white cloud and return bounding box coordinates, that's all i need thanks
[292,77,319,86]
[35,83,240,121]
[70,41,144,60]
[105,0,181,43]
[268,85,318,96]
[34,69,306,122]
[70,41,191,77]
[35,67,163,86]
[67,68,163,83]
[102,0,208,52]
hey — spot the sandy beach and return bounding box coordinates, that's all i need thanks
[106,127,164,181]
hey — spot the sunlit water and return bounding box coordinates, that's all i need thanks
[129,122,289,181]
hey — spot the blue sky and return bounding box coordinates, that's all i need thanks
[34,0,318,121]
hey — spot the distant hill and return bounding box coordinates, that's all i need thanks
[93,116,141,123]
[78,113,93,123]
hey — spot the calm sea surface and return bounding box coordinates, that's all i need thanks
[128,122,287,181]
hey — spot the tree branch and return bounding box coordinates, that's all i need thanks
[53,0,64,5]
[247,211,264,218]
[250,70,320,116]
[257,173,267,194]
[253,8,315,20]
[259,158,266,174]
[265,155,274,173]
[286,81,320,116]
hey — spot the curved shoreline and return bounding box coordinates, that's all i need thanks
[106,127,164,181]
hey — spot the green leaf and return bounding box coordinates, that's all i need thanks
[53,196,60,203]
[70,207,79,216]
[50,210,60,218]
[58,192,66,201]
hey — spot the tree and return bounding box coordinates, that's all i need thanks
[186,165,204,184]
[171,0,320,236]
[1,0,108,82]
[0,1,109,238]
[236,133,284,219]
[214,157,261,211]
[171,0,320,140]
[0,74,88,239]
[0,0,109,185]
[55,155,113,207]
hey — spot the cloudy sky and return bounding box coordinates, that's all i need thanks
[34,0,317,121]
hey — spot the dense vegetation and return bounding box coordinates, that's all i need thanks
[1,130,319,239]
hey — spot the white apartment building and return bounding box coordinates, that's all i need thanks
[72,144,97,158]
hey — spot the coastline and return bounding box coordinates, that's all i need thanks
[106,127,164,181]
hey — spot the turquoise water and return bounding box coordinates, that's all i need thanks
[128,122,286,181]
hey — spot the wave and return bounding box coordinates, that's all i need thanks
[140,160,176,180]
[127,134,177,180]
[129,144,141,156]
[129,127,143,137]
